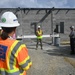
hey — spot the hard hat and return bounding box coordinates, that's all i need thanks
[70,26,74,29]
[0,11,20,27]
[38,26,41,28]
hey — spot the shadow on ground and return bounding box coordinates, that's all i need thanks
[44,45,75,58]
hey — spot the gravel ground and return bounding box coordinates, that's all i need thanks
[26,43,75,75]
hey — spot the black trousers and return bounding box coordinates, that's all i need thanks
[70,38,75,53]
[36,39,43,49]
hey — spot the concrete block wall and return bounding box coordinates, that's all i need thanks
[0,8,75,43]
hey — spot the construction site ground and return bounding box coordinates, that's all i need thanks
[24,40,75,75]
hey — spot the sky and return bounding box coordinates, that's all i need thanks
[0,0,75,8]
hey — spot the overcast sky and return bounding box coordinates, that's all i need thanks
[0,0,75,8]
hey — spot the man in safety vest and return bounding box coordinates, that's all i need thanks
[0,11,32,75]
[36,26,43,50]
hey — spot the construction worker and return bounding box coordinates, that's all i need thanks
[36,25,43,50]
[69,26,75,54]
[0,11,32,75]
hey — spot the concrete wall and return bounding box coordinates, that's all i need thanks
[0,8,75,43]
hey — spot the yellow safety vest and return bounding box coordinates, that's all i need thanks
[36,30,43,39]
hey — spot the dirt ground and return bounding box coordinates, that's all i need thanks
[26,43,75,75]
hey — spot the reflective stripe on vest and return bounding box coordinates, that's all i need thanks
[8,40,21,69]
[0,40,26,75]
[19,56,32,71]
[14,44,32,71]
[9,40,32,72]
[0,40,32,75]
[0,69,20,75]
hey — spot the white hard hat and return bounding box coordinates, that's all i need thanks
[38,26,40,28]
[70,26,74,29]
[0,11,20,27]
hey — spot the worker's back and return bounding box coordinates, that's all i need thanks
[0,38,32,75]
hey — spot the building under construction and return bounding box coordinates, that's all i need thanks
[0,8,75,44]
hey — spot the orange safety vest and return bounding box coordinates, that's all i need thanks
[0,38,32,75]
[36,30,43,39]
